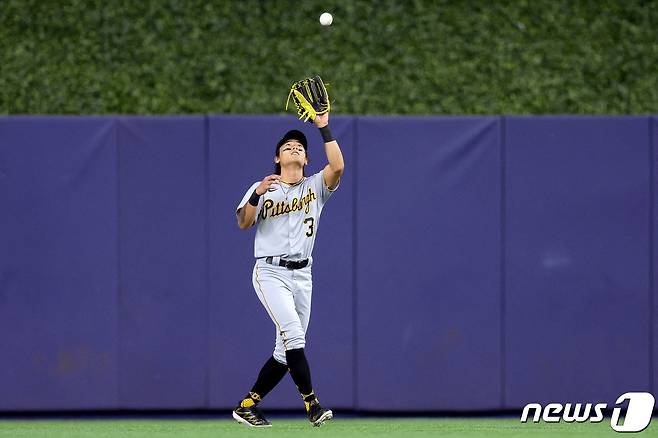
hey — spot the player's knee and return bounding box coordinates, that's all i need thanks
[273,350,287,366]
[285,333,306,350]
[280,324,305,351]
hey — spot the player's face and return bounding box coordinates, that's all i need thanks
[277,140,307,167]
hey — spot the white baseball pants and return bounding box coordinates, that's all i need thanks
[252,258,313,365]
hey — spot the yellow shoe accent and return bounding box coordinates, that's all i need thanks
[302,391,316,412]
[240,398,255,408]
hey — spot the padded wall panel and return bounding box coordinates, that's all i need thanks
[356,117,502,410]
[0,117,119,410]
[505,117,651,407]
[117,117,207,408]
[208,116,354,409]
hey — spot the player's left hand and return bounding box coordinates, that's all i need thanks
[314,113,329,128]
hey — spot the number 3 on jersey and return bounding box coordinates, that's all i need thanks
[303,217,314,237]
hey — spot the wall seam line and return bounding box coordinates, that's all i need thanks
[204,115,211,408]
[649,116,655,395]
[115,118,122,409]
[352,116,359,411]
[500,115,507,409]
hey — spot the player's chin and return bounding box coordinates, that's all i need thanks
[282,158,306,168]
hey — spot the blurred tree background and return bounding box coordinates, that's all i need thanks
[0,0,656,115]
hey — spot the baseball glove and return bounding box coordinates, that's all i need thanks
[285,75,330,122]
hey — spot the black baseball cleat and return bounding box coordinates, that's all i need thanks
[307,398,333,427]
[232,405,272,428]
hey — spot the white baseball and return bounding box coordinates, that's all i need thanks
[319,12,333,26]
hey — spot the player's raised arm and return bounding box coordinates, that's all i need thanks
[237,175,280,229]
[313,113,344,190]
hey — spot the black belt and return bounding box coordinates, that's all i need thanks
[265,257,309,270]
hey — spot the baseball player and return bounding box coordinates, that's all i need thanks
[232,112,344,427]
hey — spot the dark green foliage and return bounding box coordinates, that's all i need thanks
[1,0,656,114]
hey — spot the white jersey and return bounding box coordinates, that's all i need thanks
[237,169,338,260]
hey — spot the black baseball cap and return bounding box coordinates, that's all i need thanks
[276,129,308,154]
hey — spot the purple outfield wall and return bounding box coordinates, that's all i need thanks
[504,117,651,408]
[0,115,654,411]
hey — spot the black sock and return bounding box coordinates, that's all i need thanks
[238,356,288,408]
[285,348,315,400]
[251,356,288,399]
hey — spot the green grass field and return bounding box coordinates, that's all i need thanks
[0,418,655,438]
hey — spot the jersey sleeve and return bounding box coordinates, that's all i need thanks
[312,169,339,205]
[236,181,262,219]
